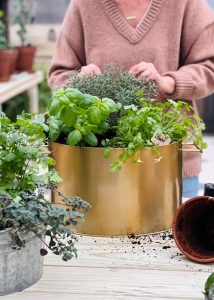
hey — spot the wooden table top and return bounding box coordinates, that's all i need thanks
[3,231,213,300]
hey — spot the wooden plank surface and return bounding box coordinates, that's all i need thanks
[2,231,213,300]
[0,71,43,104]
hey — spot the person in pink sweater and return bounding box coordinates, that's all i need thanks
[48,0,214,197]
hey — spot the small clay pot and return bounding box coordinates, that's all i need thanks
[0,49,13,82]
[172,196,214,263]
[16,46,36,73]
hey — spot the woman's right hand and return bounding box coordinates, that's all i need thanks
[80,64,101,76]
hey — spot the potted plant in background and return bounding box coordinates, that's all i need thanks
[0,10,18,81]
[0,113,90,296]
[47,67,206,236]
[13,0,36,73]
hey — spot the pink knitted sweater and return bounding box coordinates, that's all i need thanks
[48,0,214,177]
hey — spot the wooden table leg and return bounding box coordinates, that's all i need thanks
[27,85,39,113]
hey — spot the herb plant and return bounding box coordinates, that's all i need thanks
[103,99,207,171]
[13,0,32,46]
[48,87,121,146]
[0,113,90,261]
[67,66,157,126]
[67,66,157,104]
[48,85,206,172]
[0,10,7,50]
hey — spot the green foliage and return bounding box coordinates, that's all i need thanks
[38,79,52,113]
[205,273,214,294]
[48,87,121,146]
[104,99,207,171]
[3,93,29,121]
[1,190,90,261]
[0,10,7,50]
[67,66,157,126]
[48,75,206,172]
[0,113,49,196]
[13,0,32,46]
[0,113,90,261]
[67,66,157,104]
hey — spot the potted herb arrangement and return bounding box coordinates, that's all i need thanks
[0,11,18,81]
[48,67,206,236]
[0,113,90,296]
[13,0,36,73]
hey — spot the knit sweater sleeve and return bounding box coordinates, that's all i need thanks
[48,0,85,88]
[164,0,214,100]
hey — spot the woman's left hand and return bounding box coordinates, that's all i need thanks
[129,62,175,95]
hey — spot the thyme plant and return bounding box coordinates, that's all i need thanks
[67,66,157,126]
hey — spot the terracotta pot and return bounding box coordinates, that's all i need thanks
[172,196,214,263]
[16,46,36,73]
[9,48,19,75]
[0,49,13,82]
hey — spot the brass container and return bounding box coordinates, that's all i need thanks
[51,142,182,236]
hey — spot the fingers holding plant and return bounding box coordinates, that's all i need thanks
[80,64,101,76]
[129,62,175,95]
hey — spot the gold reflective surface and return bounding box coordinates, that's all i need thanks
[51,143,182,236]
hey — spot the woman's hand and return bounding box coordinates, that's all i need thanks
[80,64,101,76]
[129,62,175,95]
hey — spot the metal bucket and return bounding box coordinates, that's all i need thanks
[0,228,44,296]
[51,142,182,236]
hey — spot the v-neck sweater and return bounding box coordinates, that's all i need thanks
[48,0,214,177]
[113,0,151,28]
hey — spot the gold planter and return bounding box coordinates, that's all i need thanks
[51,142,182,236]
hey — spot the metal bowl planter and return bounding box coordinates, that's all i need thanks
[0,228,44,296]
[51,142,182,236]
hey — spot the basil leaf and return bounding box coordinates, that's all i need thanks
[65,88,84,101]
[84,132,98,146]
[60,107,77,127]
[102,98,119,113]
[59,95,70,106]
[79,95,93,109]
[87,107,102,124]
[100,103,110,119]
[67,130,82,146]
[49,119,62,141]
[49,98,60,116]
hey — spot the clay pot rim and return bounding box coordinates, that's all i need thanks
[172,196,214,264]
[16,45,36,49]
[0,48,18,54]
